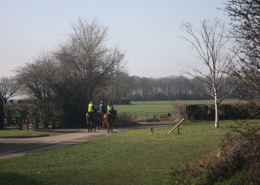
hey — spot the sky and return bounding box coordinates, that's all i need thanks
[0,0,230,78]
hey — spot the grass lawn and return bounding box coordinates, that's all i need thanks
[114,99,244,113]
[0,120,254,185]
[0,130,59,138]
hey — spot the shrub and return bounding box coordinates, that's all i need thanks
[170,125,260,184]
[184,103,258,121]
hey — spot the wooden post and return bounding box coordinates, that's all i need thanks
[168,118,185,135]
[19,117,23,130]
[7,110,10,126]
[26,119,29,130]
[52,116,55,128]
[35,118,39,129]
[15,116,18,128]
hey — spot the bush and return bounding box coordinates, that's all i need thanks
[170,125,260,184]
[184,103,258,121]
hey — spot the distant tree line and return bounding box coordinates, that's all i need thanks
[124,75,239,101]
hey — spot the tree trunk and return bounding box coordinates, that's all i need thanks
[215,98,219,128]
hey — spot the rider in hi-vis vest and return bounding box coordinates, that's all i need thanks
[88,101,94,112]
[107,102,114,117]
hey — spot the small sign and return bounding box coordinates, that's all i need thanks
[160,114,168,121]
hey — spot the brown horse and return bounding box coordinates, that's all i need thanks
[97,111,105,130]
[103,113,114,133]
[86,112,98,132]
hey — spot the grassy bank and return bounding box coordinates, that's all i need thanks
[0,120,250,185]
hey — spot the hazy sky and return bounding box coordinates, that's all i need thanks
[0,0,230,78]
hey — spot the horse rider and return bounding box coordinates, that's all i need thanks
[99,101,106,114]
[88,101,96,117]
[107,102,114,117]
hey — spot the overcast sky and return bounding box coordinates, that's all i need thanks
[0,0,230,78]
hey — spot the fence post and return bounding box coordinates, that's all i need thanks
[19,117,22,130]
[35,118,39,129]
[178,112,182,134]
[26,119,29,130]
[7,110,11,126]
[52,116,55,128]
[146,112,147,123]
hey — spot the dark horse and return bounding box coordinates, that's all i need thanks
[97,111,105,130]
[103,113,114,133]
[86,112,98,132]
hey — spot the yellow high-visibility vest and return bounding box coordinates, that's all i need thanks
[107,105,113,111]
[88,103,94,112]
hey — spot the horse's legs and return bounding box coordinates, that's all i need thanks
[98,120,101,130]
[87,120,90,132]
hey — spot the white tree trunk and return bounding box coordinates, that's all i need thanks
[215,97,219,128]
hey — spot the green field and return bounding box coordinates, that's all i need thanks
[0,120,255,185]
[114,99,243,113]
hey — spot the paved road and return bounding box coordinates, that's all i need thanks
[0,123,173,160]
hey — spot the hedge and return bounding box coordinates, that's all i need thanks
[183,103,259,121]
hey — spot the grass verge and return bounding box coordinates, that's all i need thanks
[0,120,255,185]
[0,130,59,138]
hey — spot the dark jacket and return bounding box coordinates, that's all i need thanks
[99,104,106,113]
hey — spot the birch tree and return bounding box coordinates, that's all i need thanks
[180,19,241,127]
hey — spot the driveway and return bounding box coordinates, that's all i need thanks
[0,123,173,160]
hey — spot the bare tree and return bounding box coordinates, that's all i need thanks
[16,17,126,126]
[16,52,57,128]
[54,17,126,102]
[223,0,260,113]
[0,77,20,104]
[180,19,241,127]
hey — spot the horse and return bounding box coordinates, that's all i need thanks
[103,113,114,133]
[97,111,105,130]
[86,112,98,132]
